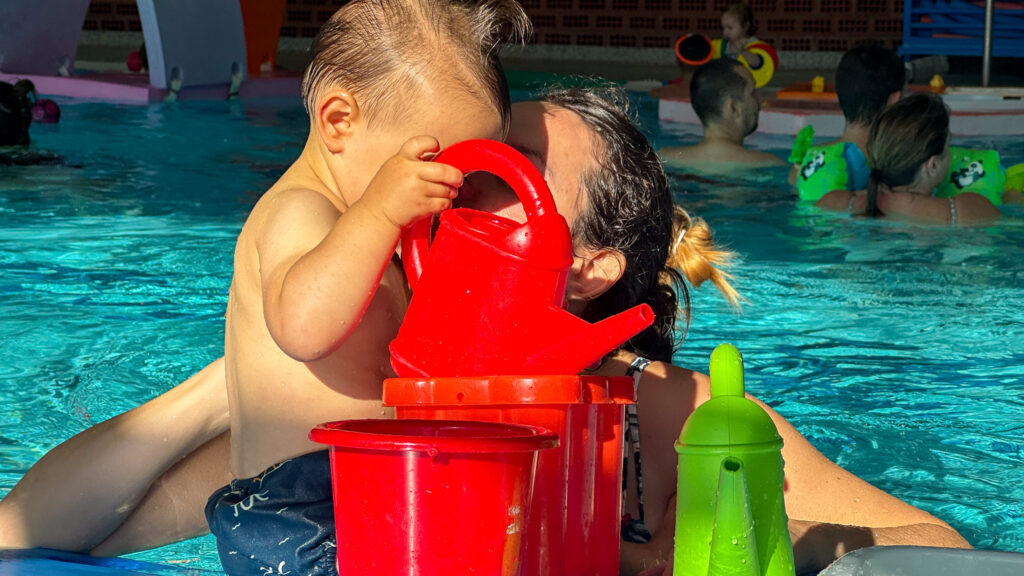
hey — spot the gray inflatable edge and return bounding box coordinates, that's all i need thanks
[819,545,1024,576]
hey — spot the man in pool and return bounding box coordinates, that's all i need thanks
[789,46,906,195]
[0,87,970,574]
[658,59,784,171]
[0,80,32,147]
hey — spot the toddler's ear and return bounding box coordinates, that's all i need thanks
[317,89,360,154]
[566,248,626,306]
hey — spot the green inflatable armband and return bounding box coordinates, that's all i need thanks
[1006,163,1024,193]
[935,147,1005,206]
[674,344,796,576]
[796,142,849,202]
[788,125,815,164]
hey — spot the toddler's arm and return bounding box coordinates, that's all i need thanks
[260,136,462,361]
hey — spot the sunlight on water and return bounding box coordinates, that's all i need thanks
[0,91,1022,575]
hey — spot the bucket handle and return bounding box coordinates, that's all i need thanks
[401,139,556,291]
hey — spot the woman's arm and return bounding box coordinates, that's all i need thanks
[761,398,971,572]
[618,358,969,576]
[816,189,857,212]
[0,358,229,552]
[91,431,232,556]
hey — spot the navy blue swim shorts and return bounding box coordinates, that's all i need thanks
[205,450,337,576]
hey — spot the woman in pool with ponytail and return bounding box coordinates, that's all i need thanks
[0,87,968,576]
[817,93,1001,225]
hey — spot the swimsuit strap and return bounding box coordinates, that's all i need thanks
[622,356,652,541]
[949,197,958,226]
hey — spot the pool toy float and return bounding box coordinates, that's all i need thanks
[30,98,60,124]
[674,343,795,576]
[658,84,1024,137]
[935,147,1006,205]
[792,128,1022,204]
[0,0,298,102]
[1006,163,1024,191]
[819,545,1024,576]
[794,140,856,203]
[0,548,220,575]
[673,34,778,88]
[775,76,839,102]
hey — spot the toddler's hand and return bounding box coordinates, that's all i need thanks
[362,135,463,230]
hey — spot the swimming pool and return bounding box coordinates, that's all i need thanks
[1,93,1022,571]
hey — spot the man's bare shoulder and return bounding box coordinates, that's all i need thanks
[739,148,786,166]
[659,145,702,166]
[660,143,784,173]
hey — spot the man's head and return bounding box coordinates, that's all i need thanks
[835,45,906,127]
[301,0,529,136]
[458,88,683,361]
[690,59,759,137]
[0,81,32,146]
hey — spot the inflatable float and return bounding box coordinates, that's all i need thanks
[0,548,219,576]
[657,84,1024,137]
[0,0,297,103]
[674,33,778,88]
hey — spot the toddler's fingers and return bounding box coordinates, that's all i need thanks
[423,196,453,214]
[419,161,464,188]
[420,181,459,200]
[401,135,441,160]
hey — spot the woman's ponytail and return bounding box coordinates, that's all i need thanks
[666,205,743,311]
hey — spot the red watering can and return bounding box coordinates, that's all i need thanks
[390,139,654,378]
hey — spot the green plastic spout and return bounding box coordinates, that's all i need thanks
[707,457,761,576]
[674,344,795,576]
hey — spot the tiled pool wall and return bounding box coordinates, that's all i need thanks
[81,0,904,54]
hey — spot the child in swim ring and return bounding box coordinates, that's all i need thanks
[720,3,761,66]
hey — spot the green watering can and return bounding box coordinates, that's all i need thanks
[674,344,795,576]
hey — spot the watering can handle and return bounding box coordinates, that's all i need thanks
[401,139,558,290]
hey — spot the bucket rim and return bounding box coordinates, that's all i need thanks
[383,375,636,406]
[310,418,559,453]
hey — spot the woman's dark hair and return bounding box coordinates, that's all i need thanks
[537,86,684,362]
[724,3,757,37]
[864,92,949,217]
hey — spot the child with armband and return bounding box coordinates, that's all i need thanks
[197,1,530,574]
[653,2,776,100]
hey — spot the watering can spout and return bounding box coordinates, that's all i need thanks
[525,303,654,375]
[707,457,761,576]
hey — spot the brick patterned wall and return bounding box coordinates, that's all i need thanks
[83,0,904,52]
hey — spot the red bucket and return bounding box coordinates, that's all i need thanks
[310,419,558,576]
[383,375,635,576]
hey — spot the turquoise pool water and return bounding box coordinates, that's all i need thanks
[0,93,1022,571]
